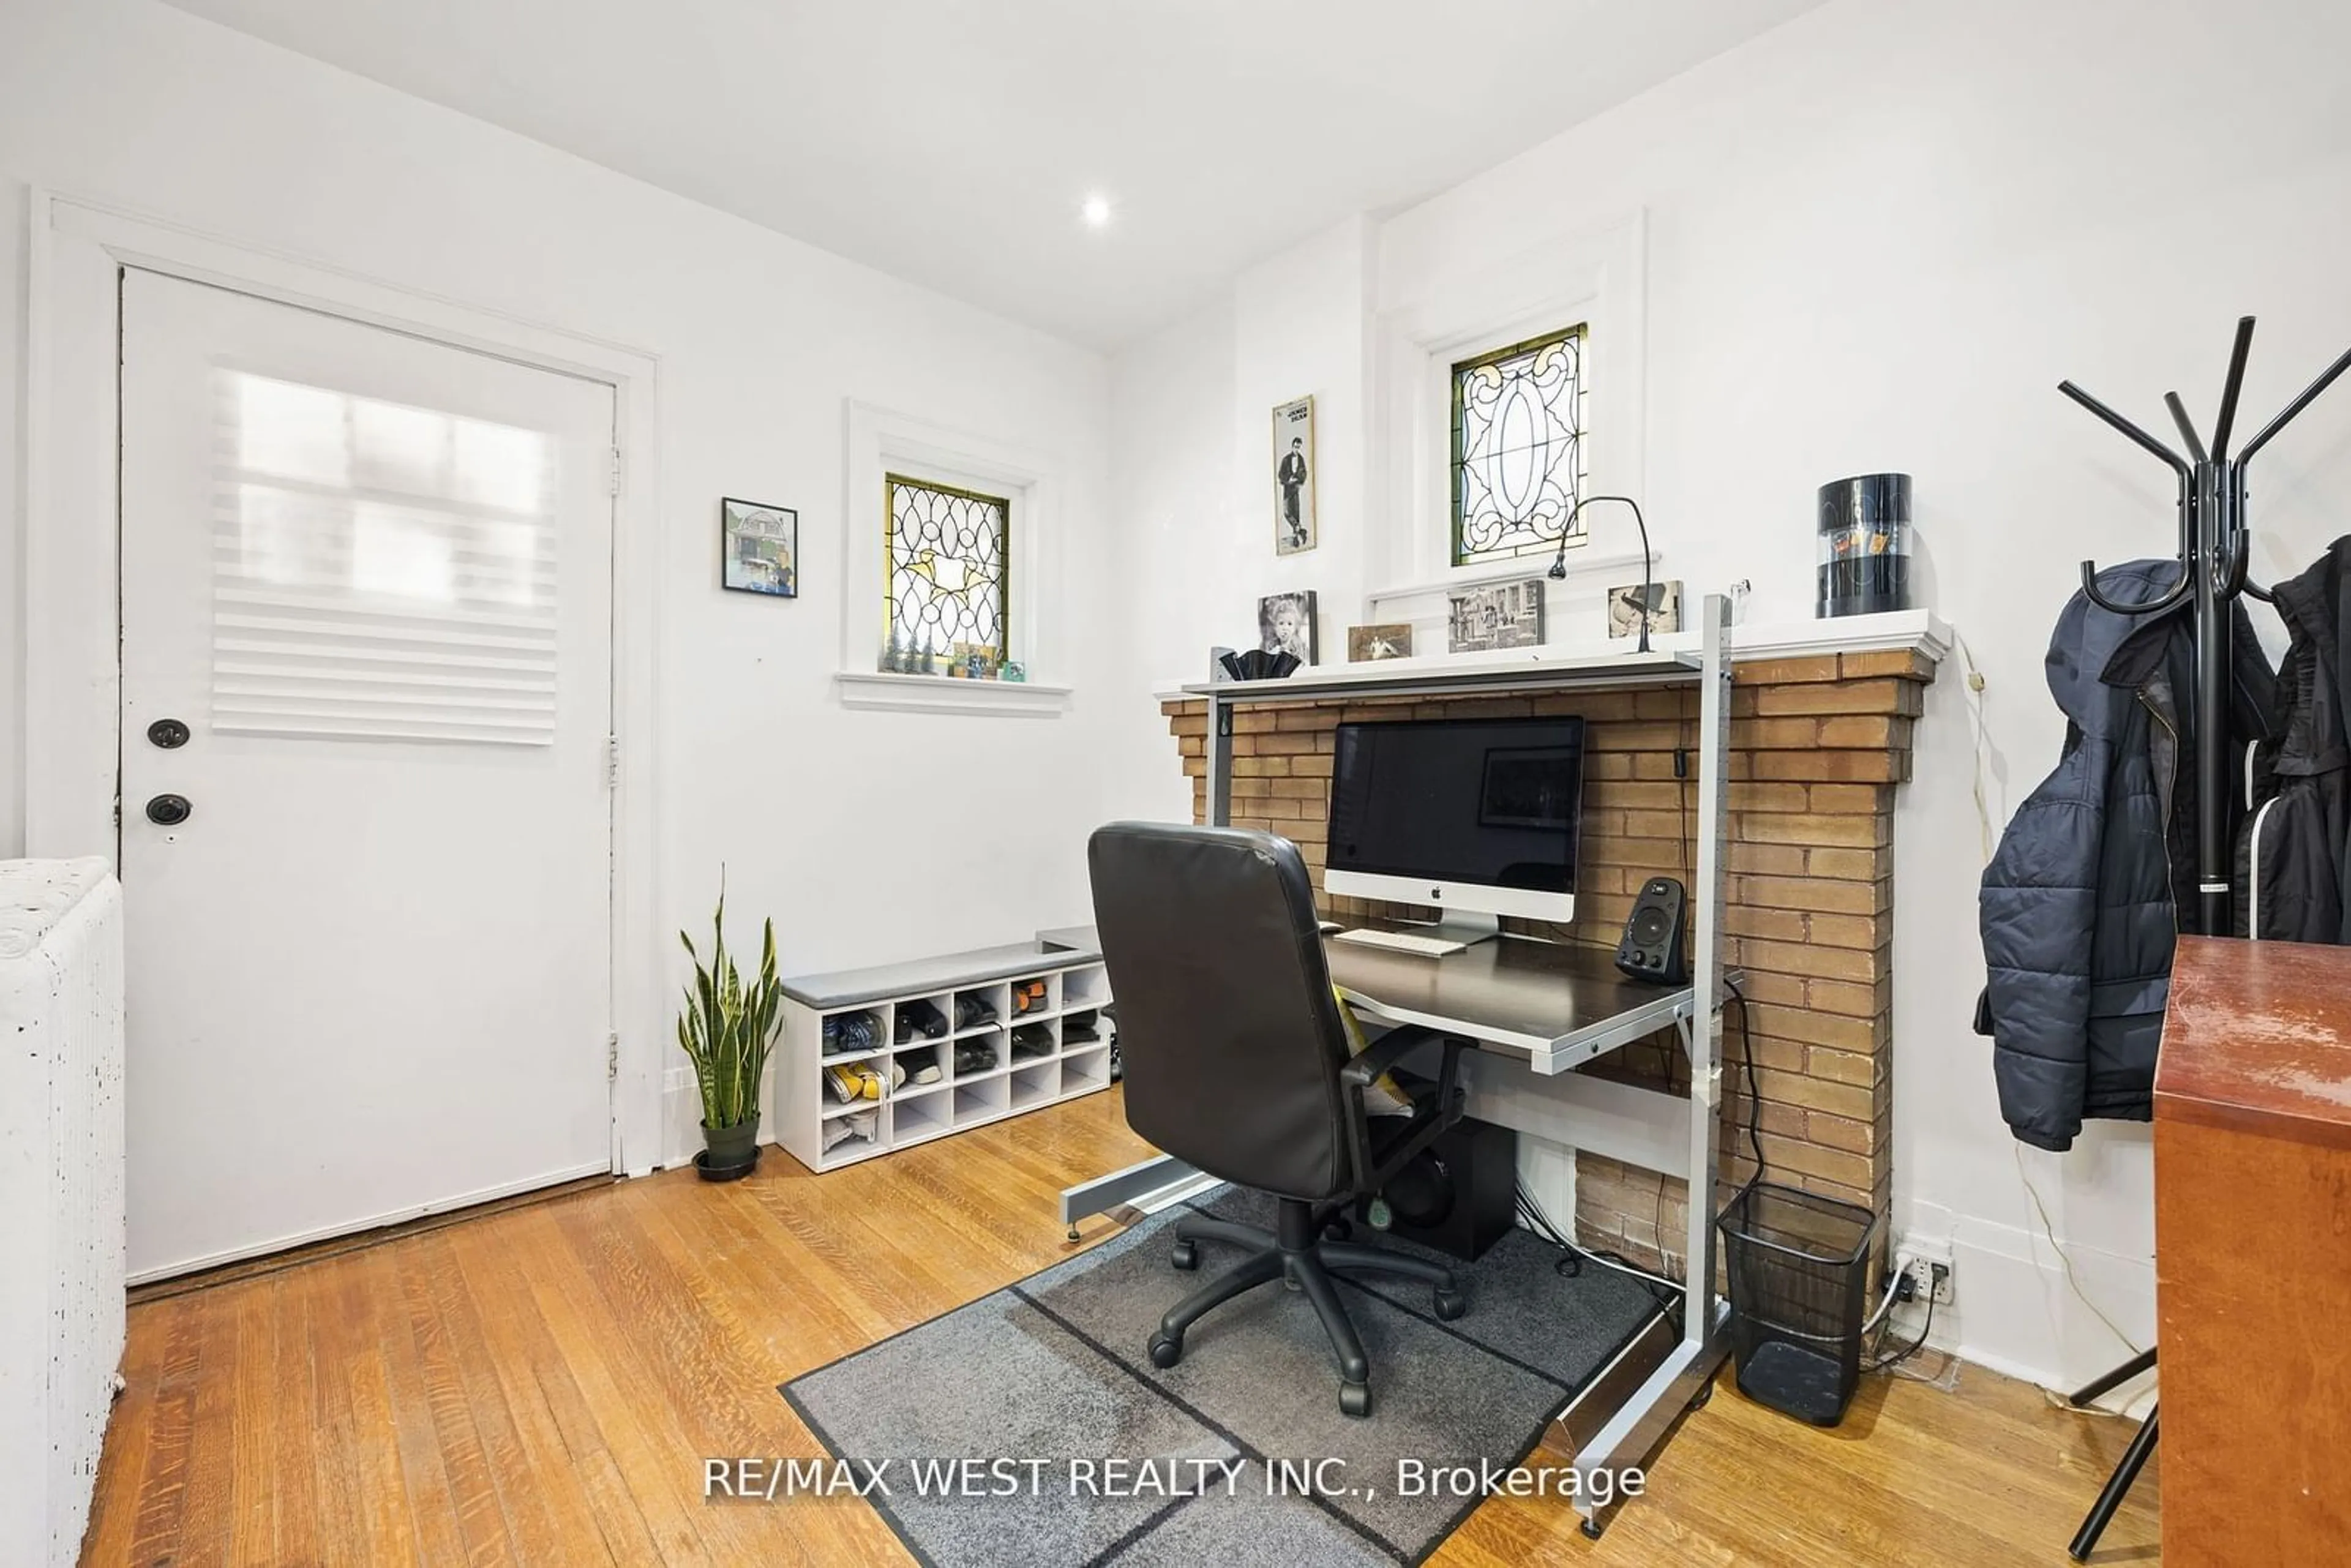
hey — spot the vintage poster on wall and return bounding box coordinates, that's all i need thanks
[1271,395,1316,555]
[1447,578,1545,652]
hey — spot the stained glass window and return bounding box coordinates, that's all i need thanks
[1450,324,1588,566]
[882,473,1010,670]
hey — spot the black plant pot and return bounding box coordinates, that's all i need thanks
[697,1117,762,1182]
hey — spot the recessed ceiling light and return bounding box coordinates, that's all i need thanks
[1081,194,1113,229]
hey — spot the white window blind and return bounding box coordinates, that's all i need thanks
[210,370,560,745]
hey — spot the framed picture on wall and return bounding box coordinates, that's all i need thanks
[1271,395,1316,555]
[1258,590,1319,666]
[721,497,798,597]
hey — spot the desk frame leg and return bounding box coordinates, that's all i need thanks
[1568,1299,1731,1536]
[1576,600,1734,1539]
[1057,1155,1201,1231]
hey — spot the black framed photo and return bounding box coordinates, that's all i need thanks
[721,498,798,597]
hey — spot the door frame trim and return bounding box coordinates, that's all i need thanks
[24,187,667,1177]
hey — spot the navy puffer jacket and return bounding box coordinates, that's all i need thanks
[1977,561,2274,1151]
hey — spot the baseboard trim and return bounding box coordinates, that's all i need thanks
[126,1172,617,1304]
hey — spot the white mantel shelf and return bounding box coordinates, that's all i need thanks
[1155,609,1951,704]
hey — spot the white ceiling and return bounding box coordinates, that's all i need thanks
[162,0,1827,348]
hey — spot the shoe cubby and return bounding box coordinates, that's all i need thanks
[953,1073,1010,1127]
[893,1064,948,1102]
[889,1089,953,1147]
[891,1038,949,1097]
[816,1106,884,1168]
[819,1006,889,1062]
[1008,1016,1058,1067]
[820,1055,891,1115]
[1061,964,1109,1011]
[950,1028,1007,1082]
[1058,1005,1108,1051]
[1059,1045,1112,1097]
[1006,973,1057,1026]
[893,991,955,1051]
[1008,1060,1057,1111]
[953,982,1010,1037]
[774,941,1115,1173]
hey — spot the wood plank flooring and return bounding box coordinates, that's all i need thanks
[81,1089,2160,1566]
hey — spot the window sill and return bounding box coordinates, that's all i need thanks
[833,670,1072,718]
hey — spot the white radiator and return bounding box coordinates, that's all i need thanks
[1,859,126,1568]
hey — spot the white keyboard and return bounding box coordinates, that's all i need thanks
[1331,926,1470,957]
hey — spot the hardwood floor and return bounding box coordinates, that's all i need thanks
[82,1089,2159,1566]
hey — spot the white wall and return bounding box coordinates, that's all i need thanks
[0,0,1132,1165]
[1109,0,2351,1390]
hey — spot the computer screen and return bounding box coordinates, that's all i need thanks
[1325,715,1587,899]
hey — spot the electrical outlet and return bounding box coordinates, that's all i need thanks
[662,1065,694,1094]
[1895,1244,1954,1306]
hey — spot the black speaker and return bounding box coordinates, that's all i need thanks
[1356,1115,1516,1263]
[1616,875,1689,985]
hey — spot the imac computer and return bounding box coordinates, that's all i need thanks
[1324,715,1587,955]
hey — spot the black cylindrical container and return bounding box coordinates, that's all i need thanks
[1817,473,1912,617]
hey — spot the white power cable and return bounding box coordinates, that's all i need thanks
[1862,1266,1904,1335]
[1954,631,1999,858]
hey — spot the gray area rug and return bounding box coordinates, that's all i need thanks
[781,1188,1663,1566]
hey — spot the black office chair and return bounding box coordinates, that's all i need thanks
[1087,820,1471,1418]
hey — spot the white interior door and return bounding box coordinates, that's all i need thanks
[118,270,617,1282]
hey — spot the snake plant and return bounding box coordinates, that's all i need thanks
[676,878,783,1132]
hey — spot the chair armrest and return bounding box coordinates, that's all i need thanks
[1340,1022,1441,1090]
[1341,1026,1468,1195]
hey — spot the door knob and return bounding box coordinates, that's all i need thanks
[144,794,192,826]
[146,718,190,749]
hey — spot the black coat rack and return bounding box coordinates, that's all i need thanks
[2068,316,2351,934]
[2055,315,2351,1559]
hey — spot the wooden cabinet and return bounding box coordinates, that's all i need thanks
[2155,936,2351,1564]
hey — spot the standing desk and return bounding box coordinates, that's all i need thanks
[1046,594,1739,1538]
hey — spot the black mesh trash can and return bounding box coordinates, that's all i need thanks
[1717,1182,1879,1426]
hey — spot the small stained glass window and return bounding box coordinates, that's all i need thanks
[1450,324,1588,567]
[883,474,1010,670]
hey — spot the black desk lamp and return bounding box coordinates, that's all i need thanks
[1547,495,1655,653]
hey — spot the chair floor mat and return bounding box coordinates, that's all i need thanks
[782,1187,1663,1567]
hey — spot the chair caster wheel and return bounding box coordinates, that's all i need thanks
[1433,1288,1466,1322]
[1689,1381,1713,1411]
[1148,1331,1183,1369]
[1339,1381,1371,1419]
[1171,1240,1199,1271]
[1322,1216,1352,1241]
[1580,1516,1604,1540]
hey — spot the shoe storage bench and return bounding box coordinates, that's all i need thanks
[772,937,1116,1172]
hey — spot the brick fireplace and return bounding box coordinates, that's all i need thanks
[1160,646,1936,1272]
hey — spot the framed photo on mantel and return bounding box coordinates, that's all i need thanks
[1447,577,1545,653]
